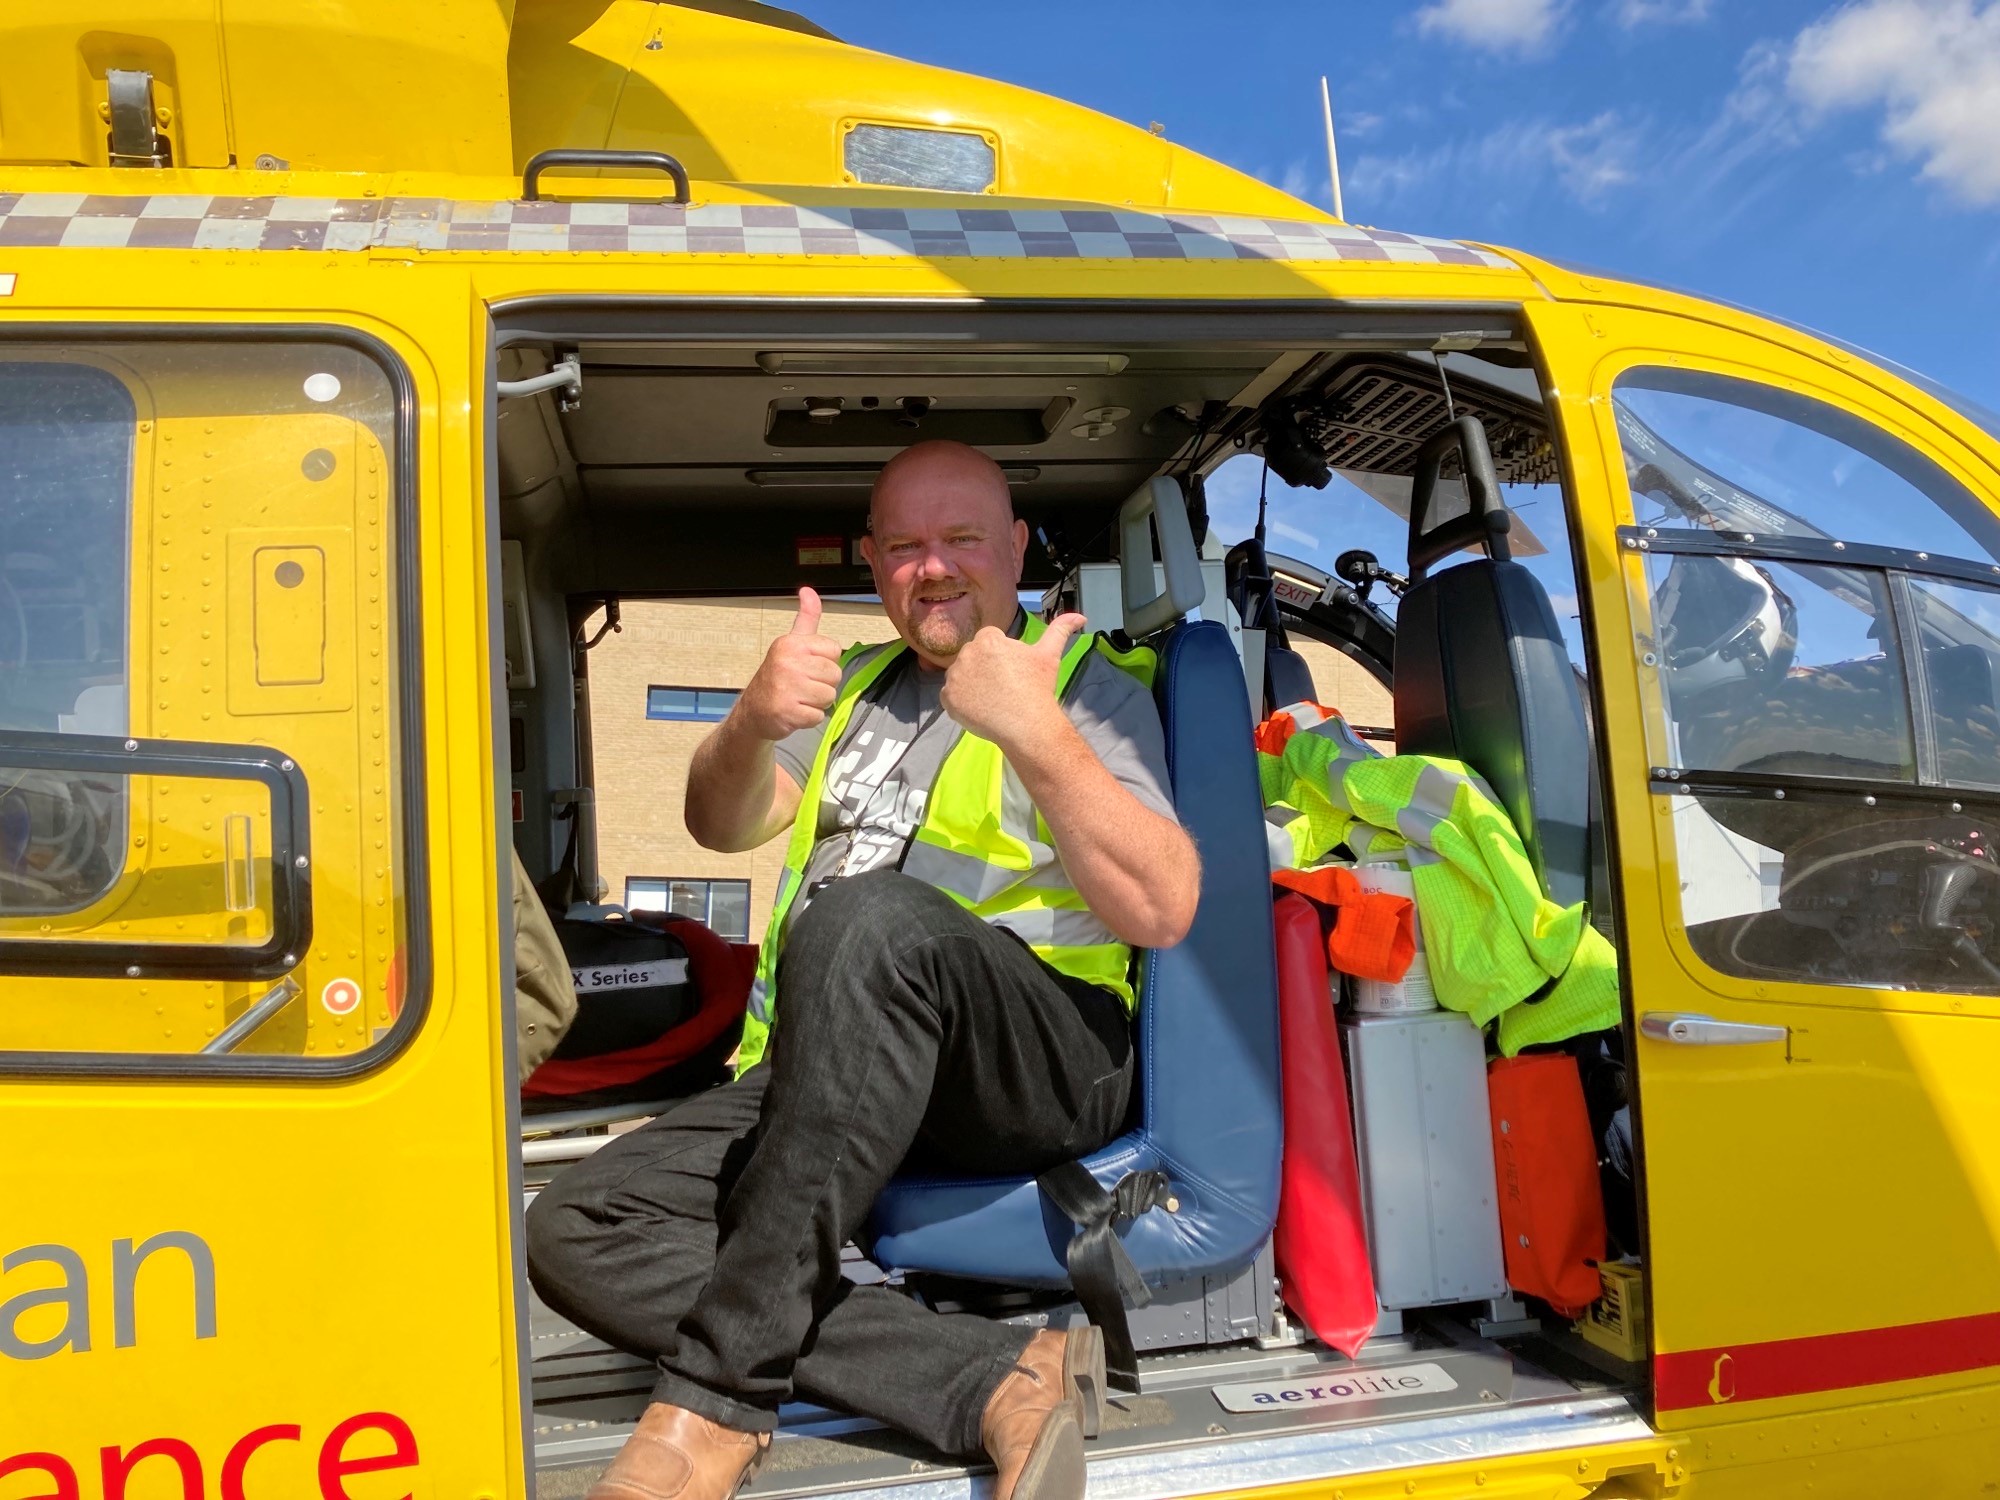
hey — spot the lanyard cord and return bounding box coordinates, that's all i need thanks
[819,655,959,881]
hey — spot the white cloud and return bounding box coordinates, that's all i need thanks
[1279,160,1323,205]
[1543,112,1641,198]
[1416,0,1570,53]
[1346,110,1638,211]
[1338,35,1815,236]
[1614,0,1711,24]
[1656,40,1802,222]
[1346,146,1450,207]
[1787,0,2000,206]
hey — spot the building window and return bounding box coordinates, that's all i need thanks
[627,877,752,942]
[646,686,739,722]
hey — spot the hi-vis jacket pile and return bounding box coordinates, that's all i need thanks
[1257,703,1620,1053]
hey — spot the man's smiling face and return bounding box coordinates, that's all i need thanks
[862,441,1029,668]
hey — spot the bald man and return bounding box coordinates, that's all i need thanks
[527,441,1200,1500]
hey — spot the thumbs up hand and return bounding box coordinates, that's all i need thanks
[940,612,1087,752]
[790,587,822,638]
[738,587,844,740]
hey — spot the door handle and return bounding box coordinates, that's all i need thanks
[1640,1012,1789,1046]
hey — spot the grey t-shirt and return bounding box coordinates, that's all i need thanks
[773,626,1176,934]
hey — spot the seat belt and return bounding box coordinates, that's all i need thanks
[1035,1161,1175,1390]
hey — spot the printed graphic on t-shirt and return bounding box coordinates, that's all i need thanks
[824,725,933,878]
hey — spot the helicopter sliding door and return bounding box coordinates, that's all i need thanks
[1528,290,2000,1460]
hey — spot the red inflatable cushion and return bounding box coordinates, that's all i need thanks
[523,913,751,1099]
[1271,893,1378,1357]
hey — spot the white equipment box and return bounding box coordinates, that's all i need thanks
[1342,1009,1507,1310]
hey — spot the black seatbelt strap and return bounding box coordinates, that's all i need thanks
[536,802,581,918]
[1035,1161,1175,1389]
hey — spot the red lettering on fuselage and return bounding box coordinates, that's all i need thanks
[220,1425,301,1500]
[0,1452,81,1500]
[317,1414,418,1500]
[0,1411,418,1500]
[101,1439,202,1500]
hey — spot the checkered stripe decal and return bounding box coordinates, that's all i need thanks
[0,192,1510,266]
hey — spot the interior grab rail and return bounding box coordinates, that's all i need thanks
[201,976,302,1055]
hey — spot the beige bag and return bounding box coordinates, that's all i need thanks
[512,847,578,1079]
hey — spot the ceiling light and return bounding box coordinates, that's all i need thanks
[756,352,1129,377]
[746,465,1041,487]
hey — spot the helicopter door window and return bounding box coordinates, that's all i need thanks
[1614,367,2000,564]
[0,336,422,1075]
[1906,577,2000,792]
[1645,553,1914,784]
[0,362,135,913]
[1615,365,2000,998]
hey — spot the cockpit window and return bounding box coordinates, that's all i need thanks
[1908,576,2000,791]
[1616,368,2000,565]
[1546,257,2000,448]
[1646,553,1914,785]
[1616,365,2000,997]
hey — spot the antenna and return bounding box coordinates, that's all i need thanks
[1320,76,1345,221]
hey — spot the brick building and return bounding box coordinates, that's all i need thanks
[586,598,1392,944]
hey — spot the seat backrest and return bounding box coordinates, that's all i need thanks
[1264,645,1318,713]
[1395,562,1591,908]
[1393,415,1592,910]
[1221,536,1320,716]
[1132,618,1282,1240]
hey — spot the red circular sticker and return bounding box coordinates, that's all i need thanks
[321,978,361,1016]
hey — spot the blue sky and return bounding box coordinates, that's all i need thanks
[831,0,1999,409]
[829,2,2000,630]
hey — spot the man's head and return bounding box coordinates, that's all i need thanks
[862,440,1029,668]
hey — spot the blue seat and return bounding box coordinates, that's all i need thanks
[864,619,1283,1293]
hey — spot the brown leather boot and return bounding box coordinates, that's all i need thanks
[979,1326,1105,1500]
[586,1401,770,1500]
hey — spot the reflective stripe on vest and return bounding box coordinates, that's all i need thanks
[738,619,1156,1072]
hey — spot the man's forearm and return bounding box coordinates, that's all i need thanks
[1001,712,1200,950]
[685,714,785,852]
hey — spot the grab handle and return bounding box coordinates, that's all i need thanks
[1640,1012,1788,1046]
[523,149,691,205]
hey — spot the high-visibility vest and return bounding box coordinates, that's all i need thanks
[737,616,1156,1073]
[1257,702,1621,1054]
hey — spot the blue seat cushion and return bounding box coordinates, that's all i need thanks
[864,620,1282,1288]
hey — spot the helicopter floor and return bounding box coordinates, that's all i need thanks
[526,1288,1646,1500]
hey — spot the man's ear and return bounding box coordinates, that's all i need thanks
[1010,518,1030,581]
[859,533,884,592]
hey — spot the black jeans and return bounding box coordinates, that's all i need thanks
[524,871,1134,1457]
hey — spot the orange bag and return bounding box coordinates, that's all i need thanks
[1271,865,1415,983]
[1487,1053,1607,1317]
